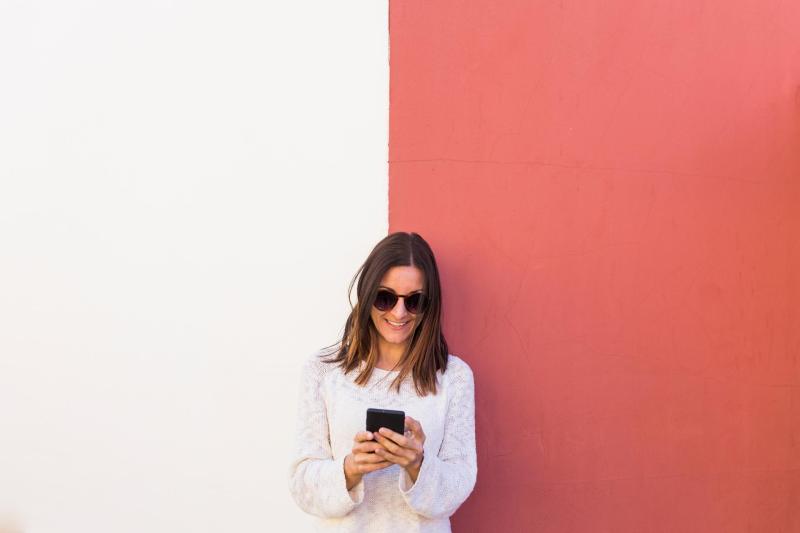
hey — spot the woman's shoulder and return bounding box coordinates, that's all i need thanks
[442,354,474,381]
[300,345,342,378]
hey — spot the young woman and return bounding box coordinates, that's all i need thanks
[289,232,477,532]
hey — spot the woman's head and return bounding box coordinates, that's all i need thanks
[324,232,449,395]
[369,265,425,350]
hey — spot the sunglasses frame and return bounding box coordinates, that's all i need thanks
[372,289,427,314]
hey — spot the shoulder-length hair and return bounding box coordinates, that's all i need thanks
[321,232,449,396]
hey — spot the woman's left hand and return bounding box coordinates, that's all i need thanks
[373,416,426,482]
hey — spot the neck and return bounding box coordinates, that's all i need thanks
[375,339,407,370]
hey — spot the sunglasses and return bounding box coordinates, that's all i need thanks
[373,289,427,314]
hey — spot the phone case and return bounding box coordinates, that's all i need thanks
[366,408,406,435]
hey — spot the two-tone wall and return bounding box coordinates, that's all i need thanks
[3,1,799,532]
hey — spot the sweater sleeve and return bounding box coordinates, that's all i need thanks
[288,356,364,518]
[398,359,478,519]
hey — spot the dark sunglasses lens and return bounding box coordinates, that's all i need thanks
[374,290,397,311]
[405,293,424,313]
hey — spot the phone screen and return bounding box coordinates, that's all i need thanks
[366,408,405,435]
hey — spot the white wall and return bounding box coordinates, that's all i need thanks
[0,2,387,532]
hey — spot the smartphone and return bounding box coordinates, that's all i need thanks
[366,408,405,435]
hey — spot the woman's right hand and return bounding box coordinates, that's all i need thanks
[343,431,392,490]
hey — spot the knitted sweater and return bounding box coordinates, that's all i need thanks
[288,349,477,532]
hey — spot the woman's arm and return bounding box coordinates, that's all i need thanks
[398,359,478,519]
[287,356,364,518]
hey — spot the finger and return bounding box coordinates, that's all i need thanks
[376,433,423,459]
[374,446,412,467]
[355,451,389,464]
[352,441,382,454]
[405,417,426,441]
[353,431,374,442]
[405,416,423,435]
[374,434,419,462]
[359,460,392,473]
[373,432,405,454]
[377,427,410,447]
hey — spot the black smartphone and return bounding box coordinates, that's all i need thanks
[366,408,405,435]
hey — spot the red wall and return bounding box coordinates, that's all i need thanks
[389,1,800,531]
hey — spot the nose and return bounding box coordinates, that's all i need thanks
[391,297,410,319]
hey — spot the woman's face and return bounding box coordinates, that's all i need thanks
[370,265,425,349]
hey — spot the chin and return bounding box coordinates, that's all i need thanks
[381,330,412,345]
[382,333,407,345]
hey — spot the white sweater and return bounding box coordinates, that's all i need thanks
[288,349,477,532]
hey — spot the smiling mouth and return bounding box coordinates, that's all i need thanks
[385,318,410,329]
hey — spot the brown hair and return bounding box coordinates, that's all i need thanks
[321,232,449,396]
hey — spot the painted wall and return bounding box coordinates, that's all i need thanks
[0,2,387,532]
[390,1,800,531]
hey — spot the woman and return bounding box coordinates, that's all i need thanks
[289,232,477,532]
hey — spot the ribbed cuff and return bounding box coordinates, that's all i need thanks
[398,453,433,496]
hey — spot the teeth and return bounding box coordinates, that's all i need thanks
[387,319,408,326]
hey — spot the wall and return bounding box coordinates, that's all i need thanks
[0,2,387,532]
[390,1,800,531]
